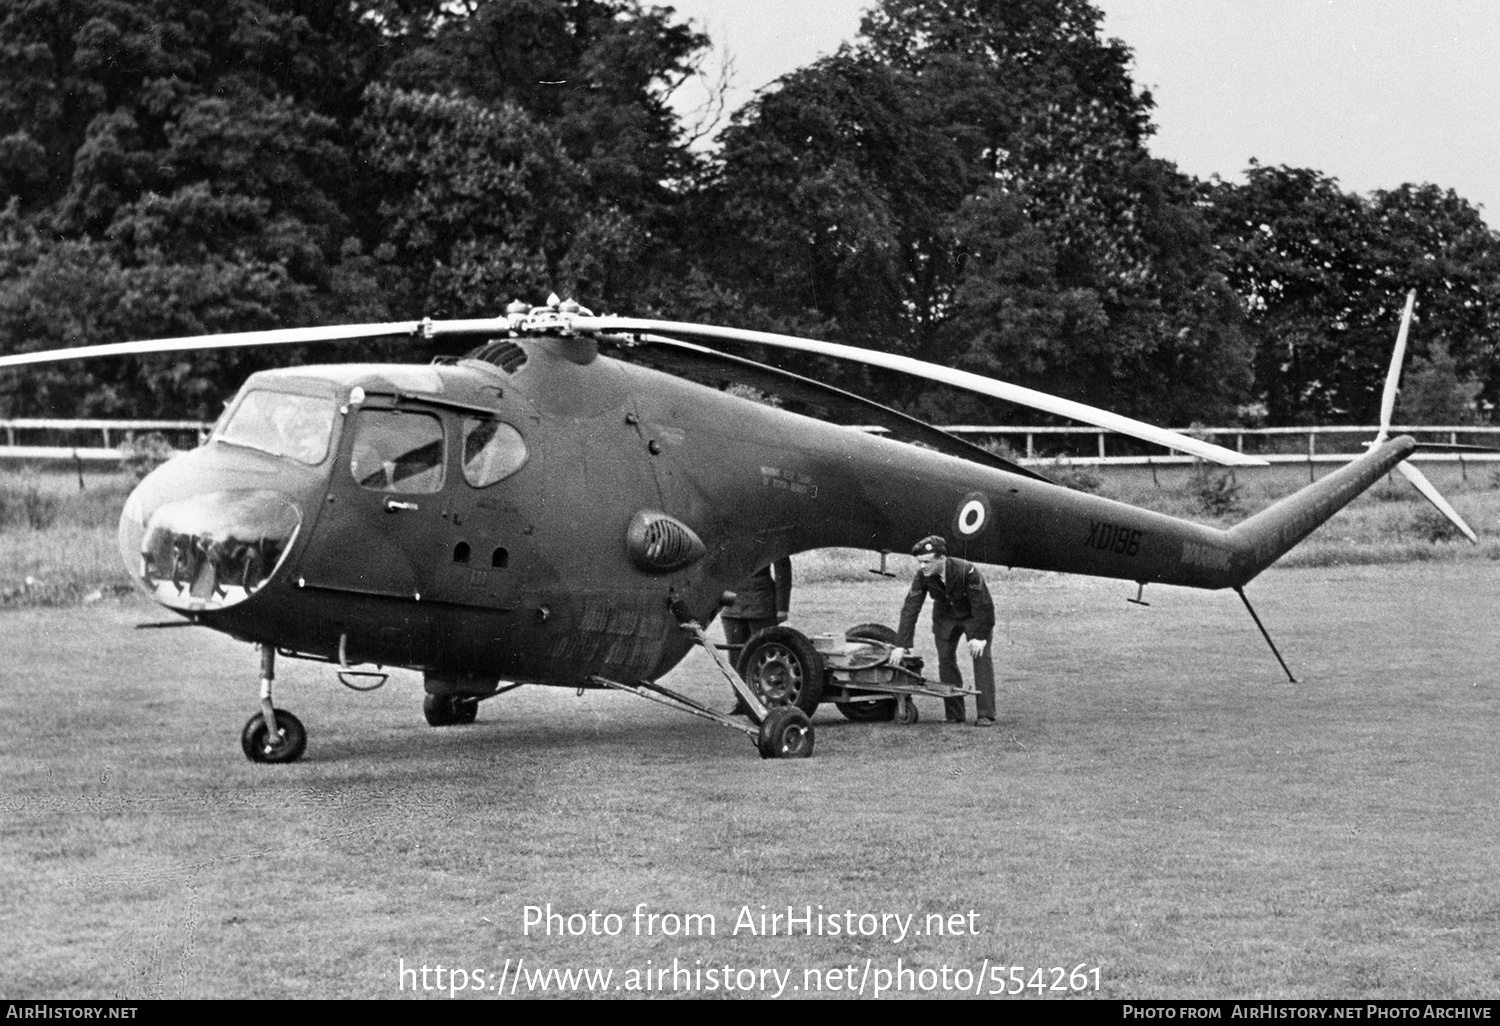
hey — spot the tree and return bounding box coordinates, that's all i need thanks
[1205,165,1500,424]
[690,0,1252,425]
[354,86,585,315]
[381,0,710,306]
[696,53,972,350]
[0,1,396,416]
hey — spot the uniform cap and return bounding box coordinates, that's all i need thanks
[911,535,946,557]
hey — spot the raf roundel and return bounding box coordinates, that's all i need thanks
[953,492,990,537]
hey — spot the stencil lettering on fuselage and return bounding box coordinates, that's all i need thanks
[1181,541,1232,571]
[759,466,818,498]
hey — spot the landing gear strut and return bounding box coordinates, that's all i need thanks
[241,644,307,763]
[589,621,816,759]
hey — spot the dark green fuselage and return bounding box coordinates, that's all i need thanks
[120,336,1417,692]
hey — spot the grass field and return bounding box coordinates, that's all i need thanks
[2,562,1497,999]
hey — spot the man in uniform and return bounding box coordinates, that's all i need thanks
[721,557,793,648]
[722,557,792,713]
[890,535,996,726]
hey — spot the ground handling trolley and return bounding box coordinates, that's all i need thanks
[588,620,975,760]
[729,621,978,725]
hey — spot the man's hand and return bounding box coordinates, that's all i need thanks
[886,646,906,666]
[968,638,987,658]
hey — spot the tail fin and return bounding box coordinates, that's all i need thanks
[1224,290,1476,583]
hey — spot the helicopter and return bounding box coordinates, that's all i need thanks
[0,291,1476,761]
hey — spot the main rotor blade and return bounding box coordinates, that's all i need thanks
[605,333,1053,482]
[0,321,428,370]
[1378,290,1417,439]
[580,317,1266,467]
[1396,459,1477,543]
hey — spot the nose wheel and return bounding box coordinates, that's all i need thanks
[241,708,307,763]
[242,643,307,763]
[757,706,814,759]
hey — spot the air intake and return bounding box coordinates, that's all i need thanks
[625,510,706,574]
[467,340,529,373]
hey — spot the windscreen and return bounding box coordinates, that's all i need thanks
[217,389,337,465]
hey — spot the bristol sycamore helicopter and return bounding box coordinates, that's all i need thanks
[0,290,1476,760]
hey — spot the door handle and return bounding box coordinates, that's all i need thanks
[384,499,419,513]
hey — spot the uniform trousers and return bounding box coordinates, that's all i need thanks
[932,616,996,722]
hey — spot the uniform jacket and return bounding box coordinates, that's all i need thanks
[722,557,793,620]
[896,556,995,647]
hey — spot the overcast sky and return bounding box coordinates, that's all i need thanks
[668,0,1500,224]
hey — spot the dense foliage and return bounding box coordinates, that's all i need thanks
[0,0,1495,426]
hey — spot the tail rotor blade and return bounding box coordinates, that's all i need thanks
[1377,290,1417,440]
[1396,459,1477,543]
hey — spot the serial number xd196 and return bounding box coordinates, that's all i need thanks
[1084,519,1142,557]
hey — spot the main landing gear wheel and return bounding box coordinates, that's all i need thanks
[241,709,307,764]
[424,695,480,726]
[757,707,814,759]
[736,626,825,716]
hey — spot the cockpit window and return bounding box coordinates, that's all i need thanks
[462,418,528,487]
[349,409,445,494]
[217,390,336,465]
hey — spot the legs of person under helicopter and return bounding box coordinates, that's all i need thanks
[240,643,307,763]
[721,615,775,714]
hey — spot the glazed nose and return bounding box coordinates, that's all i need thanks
[119,485,302,612]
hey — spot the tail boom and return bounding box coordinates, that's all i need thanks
[954,437,1419,592]
[1221,435,1419,584]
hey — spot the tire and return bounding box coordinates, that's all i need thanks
[424,694,480,726]
[839,623,900,721]
[736,626,824,716]
[844,622,899,646]
[241,709,307,763]
[894,697,919,724]
[757,706,814,759]
[835,699,897,722]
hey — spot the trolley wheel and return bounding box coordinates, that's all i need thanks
[835,699,897,722]
[757,706,815,759]
[895,697,919,724]
[736,626,824,715]
[240,709,307,764]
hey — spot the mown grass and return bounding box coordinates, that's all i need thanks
[0,467,137,605]
[2,566,1497,999]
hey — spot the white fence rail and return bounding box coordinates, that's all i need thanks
[0,419,209,464]
[1,418,1497,467]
